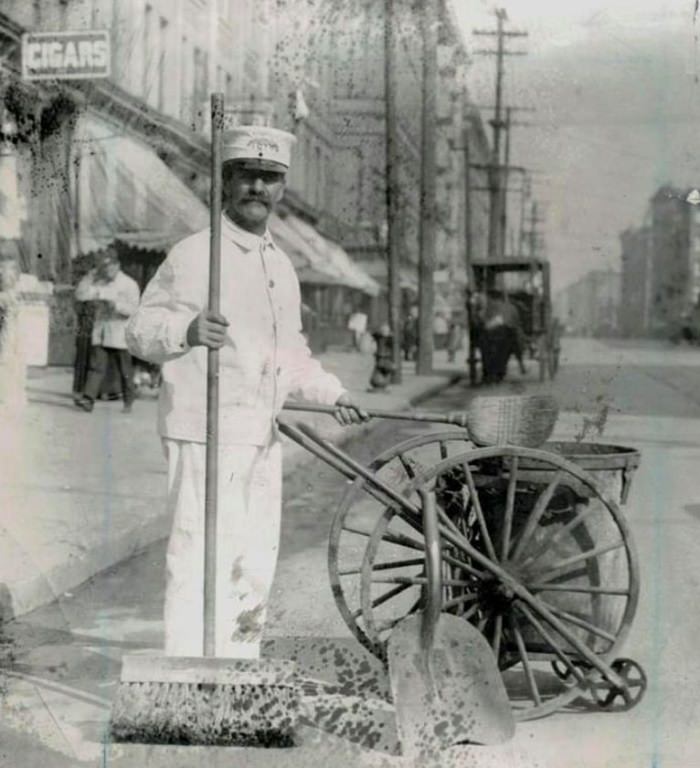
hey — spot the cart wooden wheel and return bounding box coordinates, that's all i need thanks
[347,446,640,720]
[328,431,474,654]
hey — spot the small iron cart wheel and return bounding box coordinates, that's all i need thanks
[328,431,474,656]
[349,446,640,720]
[591,657,647,711]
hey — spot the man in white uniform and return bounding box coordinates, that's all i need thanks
[126,126,368,659]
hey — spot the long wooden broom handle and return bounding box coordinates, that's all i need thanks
[281,401,470,429]
[204,93,225,657]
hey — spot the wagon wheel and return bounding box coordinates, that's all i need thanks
[354,446,640,720]
[328,431,474,655]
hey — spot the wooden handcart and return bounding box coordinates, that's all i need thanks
[281,395,646,723]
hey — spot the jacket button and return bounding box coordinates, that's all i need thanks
[276,366,281,375]
[269,279,275,288]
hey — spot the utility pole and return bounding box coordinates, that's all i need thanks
[417,0,438,374]
[524,200,544,258]
[499,106,512,259]
[518,174,531,257]
[384,0,402,381]
[473,9,527,262]
[460,121,478,385]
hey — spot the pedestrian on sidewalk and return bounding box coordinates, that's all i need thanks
[126,125,369,660]
[402,305,418,361]
[74,248,140,413]
[347,308,368,351]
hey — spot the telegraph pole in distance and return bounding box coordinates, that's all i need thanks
[417,0,438,374]
[473,9,527,262]
[384,0,402,381]
[499,106,512,259]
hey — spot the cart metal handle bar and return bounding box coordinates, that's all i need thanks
[278,419,628,694]
[283,401,470,429]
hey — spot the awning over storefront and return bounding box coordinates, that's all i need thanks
[283,214,380,297]
[73,113,209,255]
[268,212,322,272]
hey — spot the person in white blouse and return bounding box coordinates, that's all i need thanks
[126,125,369,659]
[74,248,140,413]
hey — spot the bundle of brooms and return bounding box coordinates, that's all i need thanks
[109,93,300,748]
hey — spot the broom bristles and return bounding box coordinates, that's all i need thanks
[111,680,299,747]
[110,655,300,747]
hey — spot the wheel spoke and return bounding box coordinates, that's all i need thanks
[442,592,480,611]
[462,462,498,562]
[372,575,476,589]
[501,456,519,561]
[519,504,598,569]
[371,581,415,610]
[461,602,482,622]
[478,611,491,633]
[529,583,629,597]
[370,557,426,573]
[341,524,373,537]
[372,528,428,553]
[510,469,564,562]
[540,602,617,644]
[440,550,487,579]
[515,602,586,684]
[527,540,625,584]
[374,595,424,633]
[492,613,503,658]
[510,614,542,706]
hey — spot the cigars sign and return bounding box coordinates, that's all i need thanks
[22,30,110,81]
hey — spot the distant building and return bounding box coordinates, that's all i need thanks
[555,269,620,337]
[619,225,652,337]
[647,186,700,335]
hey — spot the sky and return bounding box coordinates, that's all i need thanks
[451,0,700,292]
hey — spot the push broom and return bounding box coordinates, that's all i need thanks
[110,93,300,747]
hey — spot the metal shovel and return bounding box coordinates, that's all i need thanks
[386,488,515,757]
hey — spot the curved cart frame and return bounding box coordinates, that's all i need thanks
[278,419,646,721]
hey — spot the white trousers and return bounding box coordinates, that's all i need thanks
[162,438,282,658]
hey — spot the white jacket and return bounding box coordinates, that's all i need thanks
[75,269,140,349]
[126,215,345,446]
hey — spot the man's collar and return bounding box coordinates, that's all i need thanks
[222,213,274,251]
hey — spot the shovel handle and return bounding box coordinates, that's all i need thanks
[204,92,225,657]
[419,488,442,653]
[282,401,469,429]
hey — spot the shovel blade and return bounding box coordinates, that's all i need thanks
[387,613,515,757]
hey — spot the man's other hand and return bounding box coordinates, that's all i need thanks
[186,310,229,349]
[333,393,371,426]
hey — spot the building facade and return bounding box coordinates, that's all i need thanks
[619,224,652,337]
[554,269,620,337]
[647,187,700,335]
[618,187,700,338]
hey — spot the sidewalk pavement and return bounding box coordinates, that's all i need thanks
[0,348,464,622]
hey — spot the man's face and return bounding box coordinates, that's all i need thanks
[223,163,286,234]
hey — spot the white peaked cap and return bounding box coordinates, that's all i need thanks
[221,125,296,171]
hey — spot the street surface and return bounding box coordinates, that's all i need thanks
[2,336,700,767]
